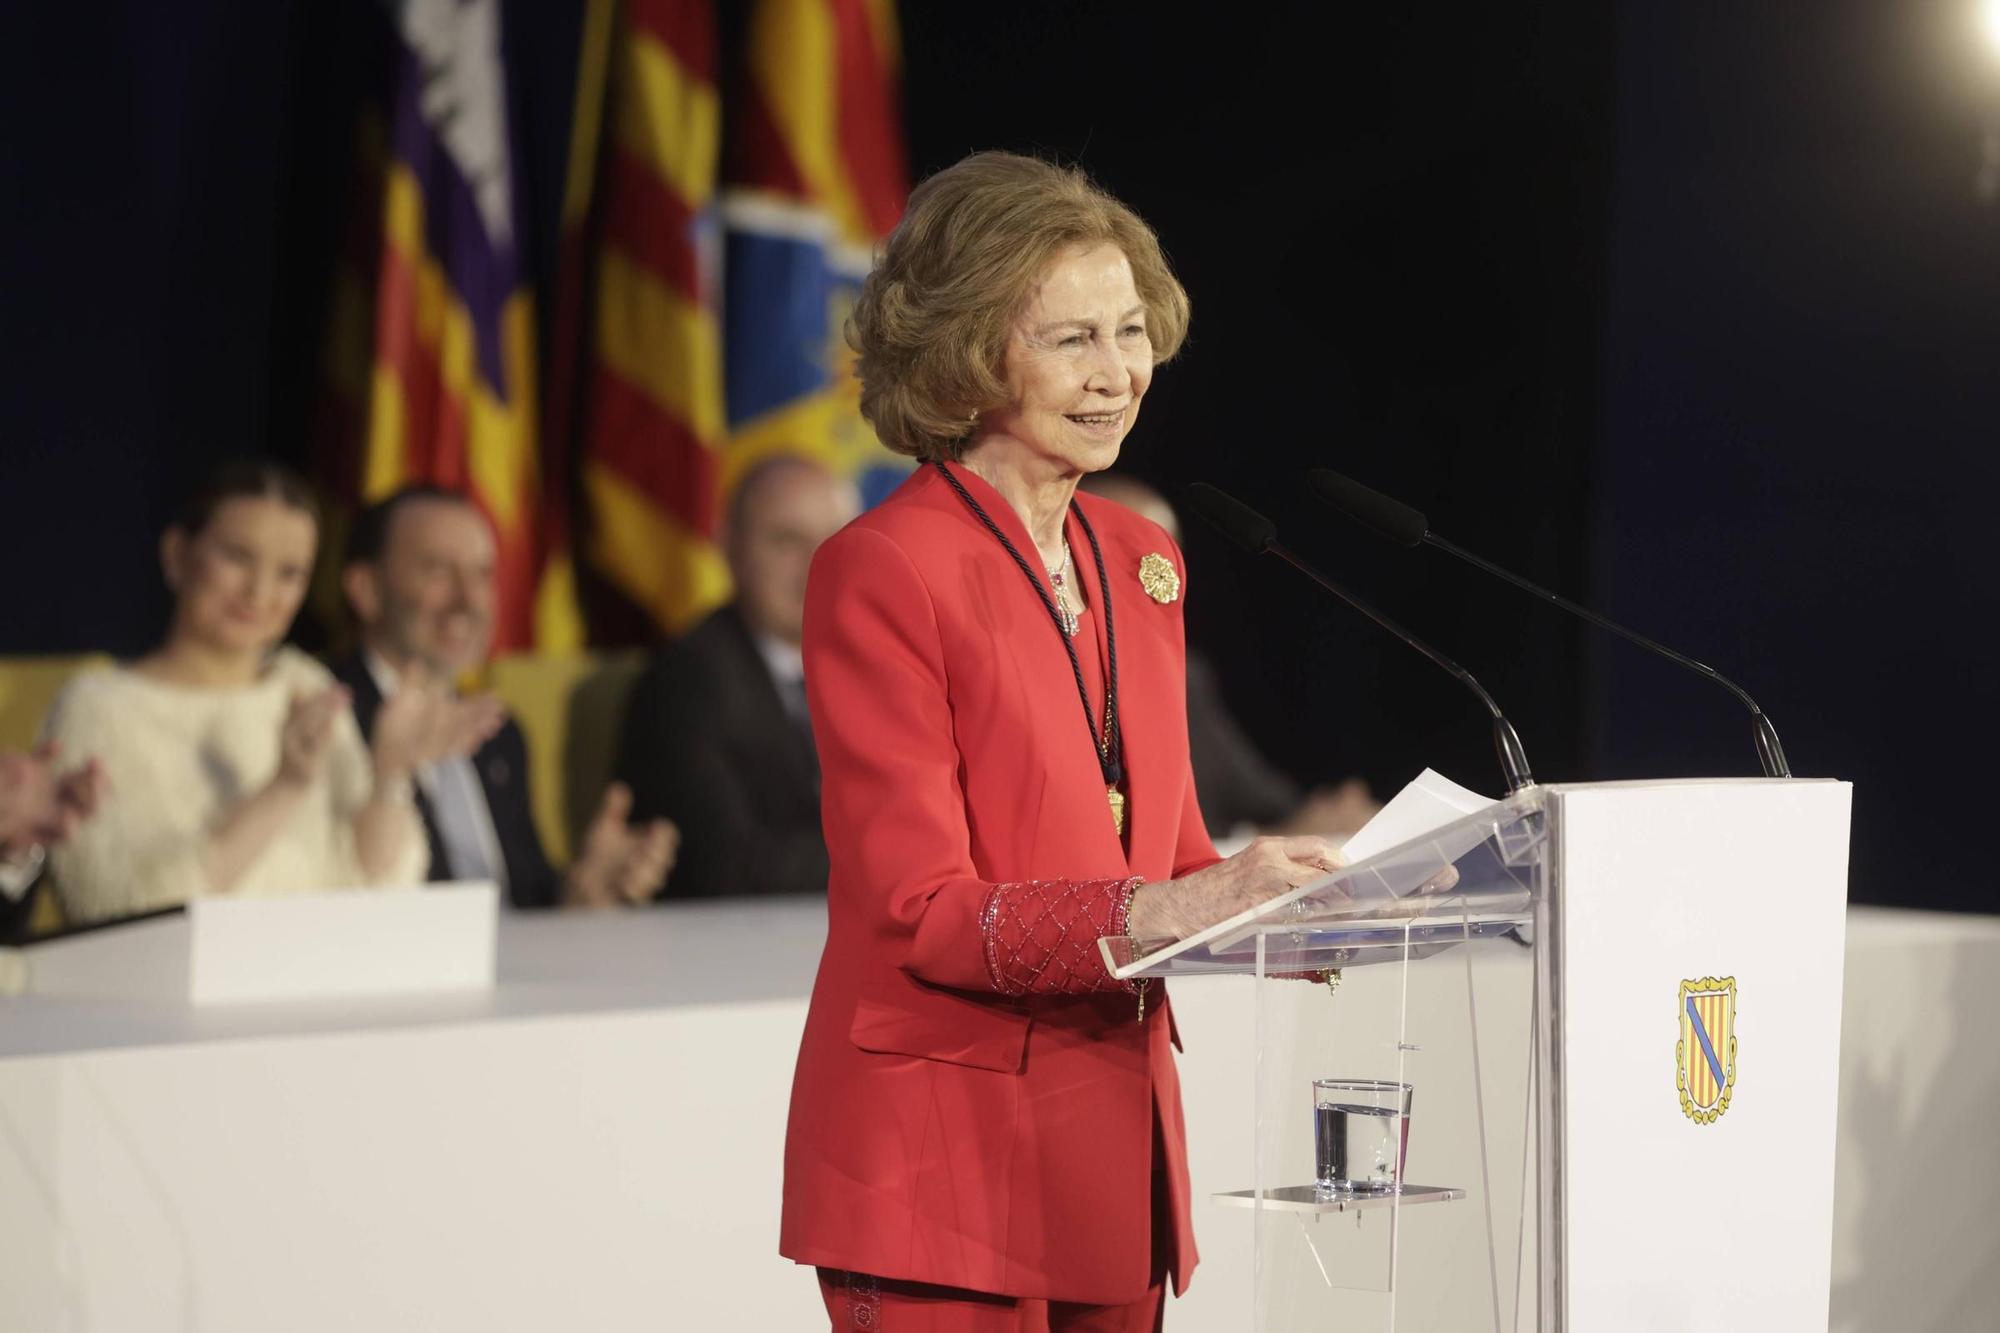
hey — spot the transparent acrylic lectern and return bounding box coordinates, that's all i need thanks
[1099,778,1853,1333]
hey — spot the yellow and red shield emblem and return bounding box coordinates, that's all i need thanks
[1677,976,1737,1125]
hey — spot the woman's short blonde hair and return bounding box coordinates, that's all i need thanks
[849,152,1191,462]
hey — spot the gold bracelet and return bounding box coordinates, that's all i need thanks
[1120,878,1151,1023]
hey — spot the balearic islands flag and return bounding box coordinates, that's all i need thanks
[363,0,580,651]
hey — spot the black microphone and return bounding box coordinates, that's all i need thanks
[1185,483,1535,795]
[1307,468,1791,778]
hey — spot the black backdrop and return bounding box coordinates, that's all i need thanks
[2,1,1991,909]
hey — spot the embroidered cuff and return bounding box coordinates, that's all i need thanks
[980,875,1147,996]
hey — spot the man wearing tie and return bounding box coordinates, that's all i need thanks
[335,487,677,909]
[616,455,859,899]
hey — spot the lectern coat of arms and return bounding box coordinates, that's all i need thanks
[1679,975,1738,1124]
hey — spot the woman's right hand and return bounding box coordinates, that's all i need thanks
[199,686,350,895]
[1128,835,1347,943]
[274,686,349,790]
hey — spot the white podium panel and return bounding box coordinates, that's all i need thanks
[1553,781,1850,1332]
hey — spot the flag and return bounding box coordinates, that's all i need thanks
[564,0,730,636]
[363,0,580,652]
[722,0,910,509]
[561,0,908,638]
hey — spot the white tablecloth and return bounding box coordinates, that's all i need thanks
[0,902,1991,1331]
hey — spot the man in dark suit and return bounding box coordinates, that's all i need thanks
[335,487,676,910]
[617,456,858,898]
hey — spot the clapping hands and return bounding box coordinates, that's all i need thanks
[0,742,106,853]
[369,664,506,783]
[564,782,679,908]
[276,686,350,788]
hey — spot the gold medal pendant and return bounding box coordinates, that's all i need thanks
[1108,786,1127,836]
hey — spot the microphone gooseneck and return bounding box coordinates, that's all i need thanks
[1305,467,1792,778]
[1186,483,1535,795]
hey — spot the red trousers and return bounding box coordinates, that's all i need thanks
[815,1082,1177,1329]
[817,1269,1165,1332]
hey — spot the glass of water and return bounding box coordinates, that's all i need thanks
[1312,1078,1413,1193]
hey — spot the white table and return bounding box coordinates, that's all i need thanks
[0,902,1991,1331]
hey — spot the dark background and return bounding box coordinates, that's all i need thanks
[2,1,1993,909]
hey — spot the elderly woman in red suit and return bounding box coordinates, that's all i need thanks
[782,152,1345,1331]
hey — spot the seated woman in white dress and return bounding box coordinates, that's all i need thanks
[43,462,501,927]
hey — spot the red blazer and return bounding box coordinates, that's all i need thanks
[780,462,1222,1305]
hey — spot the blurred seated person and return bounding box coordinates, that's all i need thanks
[336,486,677,909]
[616,455,859,898]
[41,462,478,927]
[1,743,106,940]
[1079,471,1380,839]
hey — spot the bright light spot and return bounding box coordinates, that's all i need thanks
[1982,0,2000,58]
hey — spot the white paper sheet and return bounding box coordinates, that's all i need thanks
[1336,767,1496,865]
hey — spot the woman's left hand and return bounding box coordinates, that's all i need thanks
[1129,835,1347,942]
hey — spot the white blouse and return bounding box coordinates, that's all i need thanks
[42,647,429,926]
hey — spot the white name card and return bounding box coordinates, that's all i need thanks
[188,882,498,1005]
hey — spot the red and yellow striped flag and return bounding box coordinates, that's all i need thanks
[562,0,728,636]
[363,0,580,652]
[559,0,907,639]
